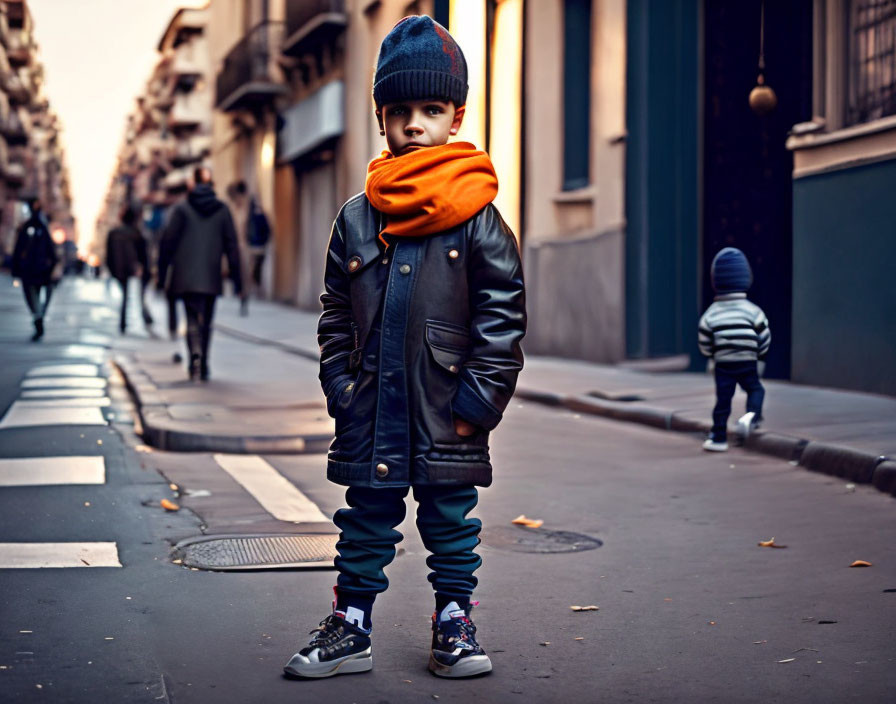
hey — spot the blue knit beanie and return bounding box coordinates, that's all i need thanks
[373,16,468,108]
[711,247,753,294]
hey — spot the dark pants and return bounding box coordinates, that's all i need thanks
[23,282,52,322]
[334,484,481,604]
[117,278,151,332]
[712,360,765,441]
[167,291,179,338]
[182,293,216,374]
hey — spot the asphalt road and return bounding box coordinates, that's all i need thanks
[1,275,894,704]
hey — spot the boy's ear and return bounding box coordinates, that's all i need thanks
[449,105,465,135]
[375,108,384,134]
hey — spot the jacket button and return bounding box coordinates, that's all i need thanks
[448,364,458,373]
[375,463,389,478]
[347,256,361,272]
[448,249,459,259]
[399,264,411,274]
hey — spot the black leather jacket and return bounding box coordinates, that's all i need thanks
[318,194,526,487]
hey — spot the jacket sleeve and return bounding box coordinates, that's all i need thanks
[157,206,184,288]
[452,206,527,431]
[317,212,355,403]
[222,208,243,296]
[755,309,771,360]
[697,310,713,357]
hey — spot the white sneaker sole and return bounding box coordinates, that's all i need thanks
[429,653,493,678]
[737,412,756,439]
[283,648,372,678]
[703,440,729,452]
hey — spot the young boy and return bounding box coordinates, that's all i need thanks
[698,247,770,451]
[284,16,526,679]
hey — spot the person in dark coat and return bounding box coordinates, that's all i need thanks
[11,198,58,341]
[106,203,153,334]
[157,167,242,381]
[285,17,526,681]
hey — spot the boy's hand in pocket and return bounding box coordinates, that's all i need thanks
[454,418,477,437]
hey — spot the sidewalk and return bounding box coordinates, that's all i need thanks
[114,291,896,496]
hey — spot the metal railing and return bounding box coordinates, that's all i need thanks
[215,20,285,111]
[283,0,346,53]
[847,0,896,125]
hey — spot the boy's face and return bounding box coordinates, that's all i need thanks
[377,99,465,156]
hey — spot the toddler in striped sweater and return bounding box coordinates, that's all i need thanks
[698,247,770,451]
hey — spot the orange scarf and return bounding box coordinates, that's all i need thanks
[365,142,498,243]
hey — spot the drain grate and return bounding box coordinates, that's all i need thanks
[482,526,602,554]
[173,534,338,571]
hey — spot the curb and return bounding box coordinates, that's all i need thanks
[111,357,333,454]
[516,387,895,497]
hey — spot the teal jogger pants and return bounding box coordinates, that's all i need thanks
[333,484,482,601]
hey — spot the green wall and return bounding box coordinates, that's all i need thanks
[792,158,896,395]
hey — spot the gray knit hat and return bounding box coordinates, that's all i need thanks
[373,16,468,108]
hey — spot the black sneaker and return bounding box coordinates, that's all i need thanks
[283,613,372,679]
[429,602,492,678]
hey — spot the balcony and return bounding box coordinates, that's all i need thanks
[170,90,209,128]
[172,38,208,78]
[7,28,30,66]
[283,0,346,57]
[171,133,211,166]
[215,21,287,112]
[5,146,26,186]
[4,71,30,104]
[0,11,9,49]
[1,108,29,145]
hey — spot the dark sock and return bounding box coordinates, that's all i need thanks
[435,593,471,617]
[334,590,374,631]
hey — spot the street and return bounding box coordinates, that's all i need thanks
[0,276,894,703]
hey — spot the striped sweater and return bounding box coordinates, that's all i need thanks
[698,293,771,362]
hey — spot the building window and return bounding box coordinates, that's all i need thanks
[847,0,896,126]
[563,0,591,190]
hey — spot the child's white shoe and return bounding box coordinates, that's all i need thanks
[737,412,758,440]
[702,437,728,452]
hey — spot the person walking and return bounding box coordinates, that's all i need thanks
[698,247,771,451]
[284,16,526,680]
[157,167,242,381]
[225,180,252,316]
[106,203,153,334]
[11,198,58,341]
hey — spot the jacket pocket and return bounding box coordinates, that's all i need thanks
[425,320,469,374]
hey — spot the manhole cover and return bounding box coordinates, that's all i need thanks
[481,526,602,554]
[173,534,338,571]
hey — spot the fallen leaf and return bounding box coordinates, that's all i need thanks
[169,483,178,491]
[511,514,544,529]
[84,502,90,507]
[753,640,767,644]
[708,621,716,626]
[574,637,584,641]
[850,560,872,568]
[172,559,183,565]
[540,641,550,646]
[758,537,787,548]
[777,658,795,664]
[160,499,180,511]
[402,679,412,683]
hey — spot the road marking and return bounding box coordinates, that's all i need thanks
[0,456,105,486]
[0,403,106,429]
[15,398,111,409]
[0,542,121,568]
[213,454,329,523]
[26,364,99,377]
[21,377,107,389]
[20,388,106,399]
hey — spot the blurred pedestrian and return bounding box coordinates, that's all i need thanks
[157,167,242,381]
[698,247,770,451]
[11,198,58,341]
[225,180,251,316]
[106,203,153,333]
[284,16,526,681]
[246,194,271,298]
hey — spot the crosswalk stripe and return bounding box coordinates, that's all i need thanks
[0,403,107,429]
[21,377,107,389]
[0,542,121,568]
[0,456,105,486]
[213,454,330,523]
[20,388,106,399]
[15,398,111,409]
[26,364,99,378]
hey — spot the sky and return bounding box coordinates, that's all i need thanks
[29,0,208,250]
